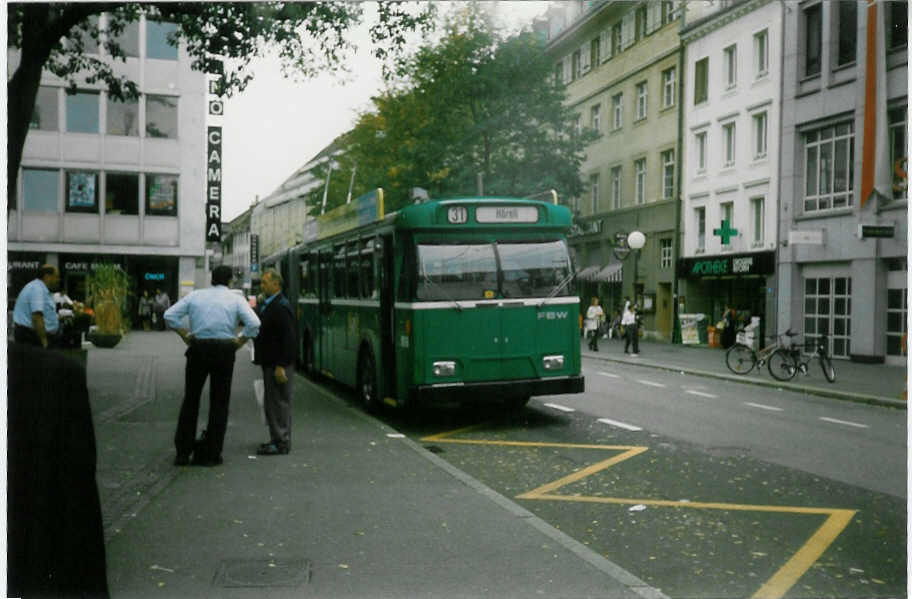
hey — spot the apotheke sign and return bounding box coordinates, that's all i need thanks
[677,251,775,279]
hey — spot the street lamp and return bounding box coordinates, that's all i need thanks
[627,230,645,305]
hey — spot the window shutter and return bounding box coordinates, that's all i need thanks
[600,30,610,62]
[648,2,662,33]
[622,12,635,48]
[580,43,591,73]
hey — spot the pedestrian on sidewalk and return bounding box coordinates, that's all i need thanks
[584,297,605,351]
[165,266,260,467]
[622,301,639,356]
[253,268,298,456]
[12,264,60,348]
[138,289,153,331]
[720,304,737,349]
[153,288,170,330]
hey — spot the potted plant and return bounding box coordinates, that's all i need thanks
[86,263,131,348]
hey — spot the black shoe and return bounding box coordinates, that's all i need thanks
[174,453,191,466]
[190,454,223,467]
[257,442,289,456]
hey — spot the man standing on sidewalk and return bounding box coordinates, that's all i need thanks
[12,264,60,348]
[165,265,260,466]
[622,301,639,357]
[254,268,298,456]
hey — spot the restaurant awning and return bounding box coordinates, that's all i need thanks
[593,263,623,283]
[575,265,601,281]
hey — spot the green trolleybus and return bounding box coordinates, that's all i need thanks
[262,188,584,410]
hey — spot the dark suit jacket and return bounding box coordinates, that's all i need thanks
[253,293,298,367]
[7,342,109,598]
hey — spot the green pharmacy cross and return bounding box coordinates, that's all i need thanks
[713,219,739,244]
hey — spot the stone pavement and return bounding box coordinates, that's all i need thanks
[87,331,667,599]
[581,336,907,409]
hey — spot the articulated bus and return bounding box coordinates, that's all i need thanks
[262,188,584,410]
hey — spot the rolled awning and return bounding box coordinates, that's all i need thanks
[593,263,623,283]
[575,265,601,281]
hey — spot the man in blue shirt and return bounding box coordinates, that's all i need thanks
[12,264,60,348]
[164,266,260,466]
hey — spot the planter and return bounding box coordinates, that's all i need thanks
[89,332,122,348]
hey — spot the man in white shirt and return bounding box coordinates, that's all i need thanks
[622,302,639,356]
[12,265,60,348]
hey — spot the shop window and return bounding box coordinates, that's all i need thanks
[145,174,178,216]
[65,171,99,213]
[66,90,100,133]
[146,20,178,60]
[22,168,59,213]
[146,95,178,138]
[30,86,58,131]
[105,172,139,215]
[107,96,139,136]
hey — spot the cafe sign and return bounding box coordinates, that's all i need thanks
[677,251,775,279]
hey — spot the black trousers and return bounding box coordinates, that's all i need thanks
[14,324,42,346]
[175,340,237,459]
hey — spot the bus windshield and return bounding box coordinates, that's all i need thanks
[415,240,572,301]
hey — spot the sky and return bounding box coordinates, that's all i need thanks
[219,1,550,221]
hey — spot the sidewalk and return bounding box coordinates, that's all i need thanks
[581,336,907,409]
[89,331,665,599]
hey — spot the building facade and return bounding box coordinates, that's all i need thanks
[678,0,783,344]
[8,14,209,322]
[543,0,683,339]
[778,0,907,364]
[219,207,254,293]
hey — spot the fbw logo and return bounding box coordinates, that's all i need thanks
[538,311,568,320]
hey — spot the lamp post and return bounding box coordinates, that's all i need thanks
[627,230,645,305]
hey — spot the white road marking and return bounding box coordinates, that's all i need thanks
[544,402,576,413]
[686,390,718,398]
[637,380,666,388]
[819,417,869,429]
[598,371,620,378]
[597,418,643,431]
[744,402,784,412]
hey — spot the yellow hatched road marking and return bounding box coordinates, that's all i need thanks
[421,426,857,599]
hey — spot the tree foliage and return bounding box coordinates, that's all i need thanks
[7,2,435,202]
[310,4,597,215]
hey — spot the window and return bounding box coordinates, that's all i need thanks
[661,1,675,25]
[889,107,907,200]
[572,49,581,80]
[752,112,768,159]
[590,173,600,213]
[574,114,582,137]
[836,1,857,66]
[887,282,908,357]
[634,158,646,204]
[662,67,676,109]
[416,243,497,301]
[720,202,734,247]
[68,16,99,54]
[146,20,178,60]
[497,241,573,299]
[722,122,736,167]
[612,93,623,129]
[30,86,58,131]
[751,197,765,245]
[723,44,737,89]
[661,149,675,199]
[660,238,673,269]
[754,29,769,78]
[635,5,648,40]
[66,90,99,133]
[803,4,822,77]
[146,95,177,138]
[145,173,178,216]
[107,96,139,136]
[611,22,622,56]
[554,62,564,85]
[611,167,622,209]
[695,131,707,173]
[22,168,59,213]
[105,172,139,215]
[346,242,360,298]
[636,81,648,120]
[590,37,600,68]
[694,58,708,104]
[888,1,908,51]
[360,239,375,298]
[114,20,139,58]
[333,245,346,298]
[65,171,99,213]
[696,207,706,251]
[591,103,601,133]
[803,121,855,211]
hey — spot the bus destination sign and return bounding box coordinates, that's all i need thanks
[476,205,539,224]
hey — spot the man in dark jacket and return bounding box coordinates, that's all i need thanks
[254,268,298,455]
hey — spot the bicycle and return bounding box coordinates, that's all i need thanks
[767,333,836,383]
[725,329,799,375]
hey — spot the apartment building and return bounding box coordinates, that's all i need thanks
[543,0,683,339]
[8,14,208,314]
[778,0,908,363]
[219,206,254,293]
[678,0,783,343]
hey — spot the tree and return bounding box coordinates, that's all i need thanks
[311,4,597,215]
[8,2,434,204]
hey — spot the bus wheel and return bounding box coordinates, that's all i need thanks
[357,349,380,412]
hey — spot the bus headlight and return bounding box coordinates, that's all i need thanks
[542,355,565,370]
[433,361,456,377]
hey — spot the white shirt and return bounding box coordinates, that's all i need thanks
[621,307,636,326]
[584,305,604,333]
[164,285,260,340]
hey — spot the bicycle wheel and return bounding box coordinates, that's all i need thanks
[767,349,797,381]
[819,353,836,383]
[725,344,756,375]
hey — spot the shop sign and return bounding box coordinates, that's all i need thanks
[677,251,775,279]
[206,126,222,242]
[8,260,41,271]
[144,272,166,281]
[857,224,895,239]
[788,230,824,245]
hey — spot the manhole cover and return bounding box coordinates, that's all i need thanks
[213,559,311,588]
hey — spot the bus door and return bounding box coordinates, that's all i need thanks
[378,234,396,399]
[317,249,332,373]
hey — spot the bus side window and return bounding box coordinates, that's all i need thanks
[397,243,415,301]
[346,241,360,299]
[333,245,346,299]
[360,239,374,299]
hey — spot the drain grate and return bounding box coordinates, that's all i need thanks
[212,559,311,588]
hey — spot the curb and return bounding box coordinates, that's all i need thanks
[582,352,907,410]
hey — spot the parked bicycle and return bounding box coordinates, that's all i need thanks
[767,333,836,383]
[725,329,799,375]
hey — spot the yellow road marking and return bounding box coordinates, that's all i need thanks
[422,426,857,599]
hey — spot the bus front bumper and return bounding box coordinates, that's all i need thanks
[411,375,585,404]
